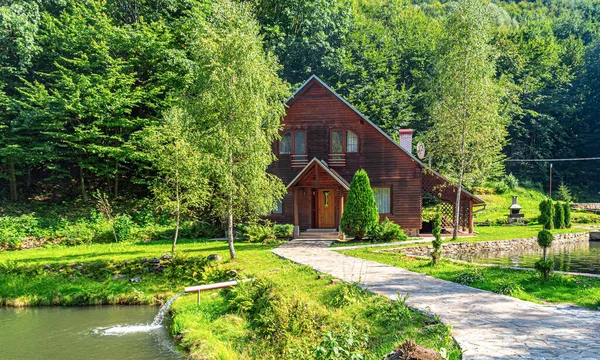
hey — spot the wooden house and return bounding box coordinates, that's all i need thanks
[267,75,484,237]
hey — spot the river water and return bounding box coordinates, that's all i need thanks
[0,306,183,360]
[452,240,600,275]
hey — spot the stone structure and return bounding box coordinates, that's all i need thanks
[383,232,589,257]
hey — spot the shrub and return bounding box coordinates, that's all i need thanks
[493,282,523,296]
[113,214,137,242]
[505,173,519,190]
[536,229,554,281]
[563,202,571,228]
[554,202,565,229]
[521,179,543,192]
[538,199,554,230]
[370,218,407,242]
[273,224,294,239]
[340,169,379,240]
[492,180,509,194]
[431,205,443,265]
[534,259,554,281]
[242,223,275,243]
[454,269,485,285]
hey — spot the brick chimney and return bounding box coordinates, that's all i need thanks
[398,129,413,154]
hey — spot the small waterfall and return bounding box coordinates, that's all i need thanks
[94,292,185,336]
[152,292,185,326]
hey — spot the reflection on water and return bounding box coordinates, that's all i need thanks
[0,306,182,360]
[452,241,600,275]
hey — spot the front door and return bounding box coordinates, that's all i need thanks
[317,189,335,228]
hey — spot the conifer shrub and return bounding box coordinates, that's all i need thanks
[563,202,572,228]
[340,169,379,240]
[536,229,554,280]
[430,205,443,265]
[554,202,565,229]
[538,199,554,230]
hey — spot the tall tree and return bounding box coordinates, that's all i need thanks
[141,107,209,253]
[427,0,507,239]
[182,0,288,259]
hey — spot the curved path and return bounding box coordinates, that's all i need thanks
[273,240,600,360]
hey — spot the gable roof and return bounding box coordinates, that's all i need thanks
[285,75,485,205]
[287,158,351,191]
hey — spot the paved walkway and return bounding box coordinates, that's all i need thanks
[272,240,600,360]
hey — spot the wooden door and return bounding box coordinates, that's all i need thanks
[317,189,335,228]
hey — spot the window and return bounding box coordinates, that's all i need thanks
[280,132,292,154]
[346,131,358,152]
[272,200,283,214]
[331,130,343,153]
[294,131,306,155]
[280,131,306,155]
[373,187,391,214]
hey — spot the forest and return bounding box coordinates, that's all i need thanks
[1,0,599,205]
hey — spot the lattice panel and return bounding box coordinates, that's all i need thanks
[439,202,455,230]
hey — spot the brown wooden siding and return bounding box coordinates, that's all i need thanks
[268,79,423,232]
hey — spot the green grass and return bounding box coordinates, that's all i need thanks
[470,225,586,242]
[0,239,460,359]
[330,237,420,248]
[343,247,600,309]
[473,186,549,224]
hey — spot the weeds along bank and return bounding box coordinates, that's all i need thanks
[0,239,460,359]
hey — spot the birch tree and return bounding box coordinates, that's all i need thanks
[183,0,288,259]
[427,0,507,240]
[142,107,209,253]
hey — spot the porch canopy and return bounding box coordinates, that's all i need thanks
[286,158,350,229]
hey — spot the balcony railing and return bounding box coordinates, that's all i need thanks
[328,153,346,167]
[291,154,309,168]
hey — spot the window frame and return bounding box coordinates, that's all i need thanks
[329,129,359,155]
[372,186,392,215]
[279,130,307,155]
[346,130,359,153]
[330,129,345,155]
[271,200,283,215]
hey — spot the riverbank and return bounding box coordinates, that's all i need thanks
[343,244,600,309]
[0,239,460,359]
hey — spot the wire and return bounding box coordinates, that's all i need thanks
[505,157,600,162]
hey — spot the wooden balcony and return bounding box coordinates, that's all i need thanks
[328,153,346,167]
[291,154,309,168]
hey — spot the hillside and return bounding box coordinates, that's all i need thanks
[473,187,599,225]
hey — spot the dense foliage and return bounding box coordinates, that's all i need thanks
[369,217,407,243]
[2,0,600,210]
[340,169,379,240]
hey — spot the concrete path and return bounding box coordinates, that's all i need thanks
[273,240,600,360]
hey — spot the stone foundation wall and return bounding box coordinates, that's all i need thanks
[385,232,589,256]
[405,228,420,238]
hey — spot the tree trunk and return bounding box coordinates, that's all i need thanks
[26,166,32,190]
[79,164,88,202]
[543,247,547,261]
[228,193,236,259]
[114,159,119,199]
[172,156,180,254]
[8,159,17,202]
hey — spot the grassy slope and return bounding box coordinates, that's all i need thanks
[0,240,460,359]
[343,248,600,309]
[473,185,600,224]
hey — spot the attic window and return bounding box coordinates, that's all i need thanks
[280,131,306,155]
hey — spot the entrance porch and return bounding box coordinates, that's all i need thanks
[286,158,350,233]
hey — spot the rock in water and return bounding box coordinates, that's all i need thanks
[207,254,223,261]
[382,339,441,360]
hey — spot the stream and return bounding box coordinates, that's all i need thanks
[0,304,183,360]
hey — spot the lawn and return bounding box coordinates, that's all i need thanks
[0,239,460,359]
[342,247,600,309]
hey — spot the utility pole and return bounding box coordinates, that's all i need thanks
[549,163,553,199]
